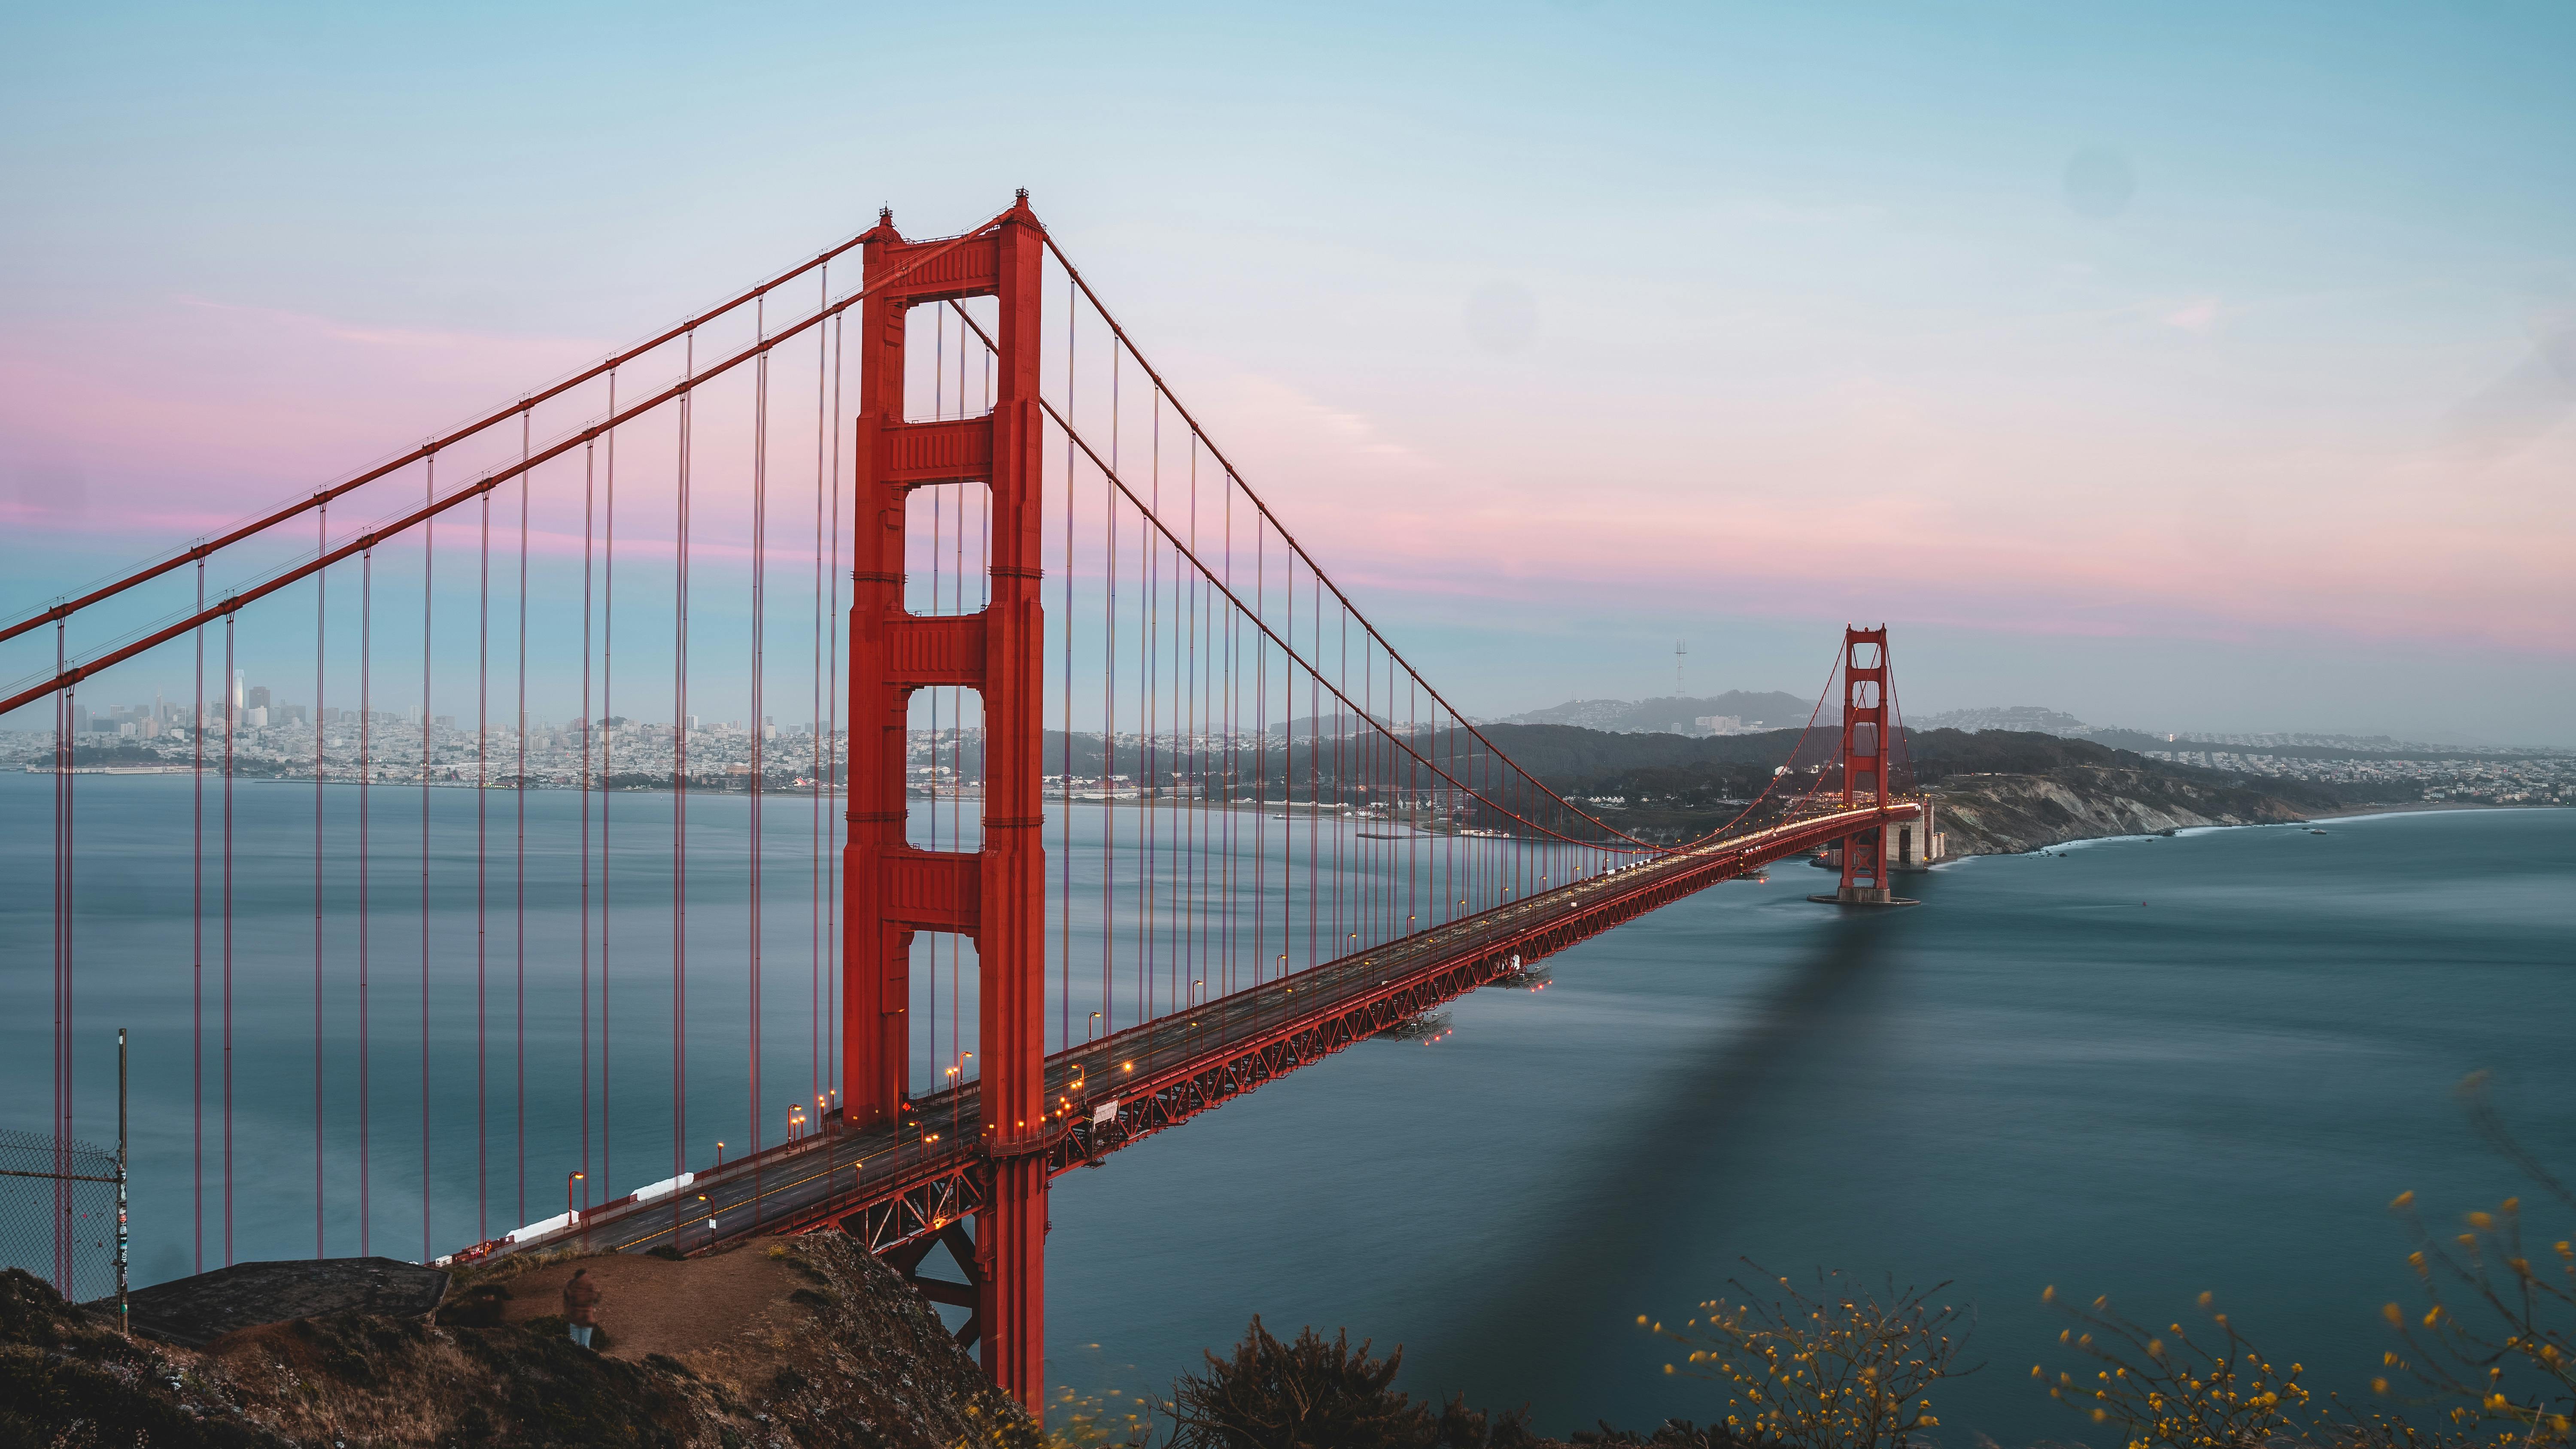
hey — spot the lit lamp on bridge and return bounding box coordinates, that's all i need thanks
[567,1170,585,1216]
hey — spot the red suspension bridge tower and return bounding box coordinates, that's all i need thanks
[1817,625,1917,907]
[0,190,1939,1425]
[842,194,1050,1404]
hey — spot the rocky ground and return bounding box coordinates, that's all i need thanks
[1925,763,2314,855]
[0,1234,1041,1449]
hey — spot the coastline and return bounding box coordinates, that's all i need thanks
[1920,759,2564,859]
[2300,800,2536,823]
[1950,800,2558,858]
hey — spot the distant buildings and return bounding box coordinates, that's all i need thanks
[2142,748,2575,804]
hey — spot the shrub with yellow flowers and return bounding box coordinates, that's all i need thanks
[1041,1382,1158,1449]
[2028,1282,2556,1449]
[1644,1264,1975,1449]
[2030,1285,2346,1449]
[2369,1075,2576,1448]
[2033,1076,2573,1449]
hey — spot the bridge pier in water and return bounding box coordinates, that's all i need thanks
[842,194,1052,1410]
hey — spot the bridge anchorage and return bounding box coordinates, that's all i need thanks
[10,191,1928,1424]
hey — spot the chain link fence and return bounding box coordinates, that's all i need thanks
[0,1125,122,1304]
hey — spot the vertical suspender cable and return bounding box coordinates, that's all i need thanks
[1100,380,1115,1036]
[66,668,81,1286]
[1179,437,1191,1006]
[948,476,964,1092]
[602,371,618,1192]
[516,422,531,1225]
[1282,540,1294,980]
[420,455,434,1262]
[928,321,944,1094]
[1215,452,1230,1001]
[1406,667,1416,935]
[1142,391,1157,1023]
[957,465,971,1065]
[811,268,826,1115]
[63,685,78,1291]
[1287,531,1298,977]
[950,470,965,1093]
[477,462,492,1243]
[314,502,328,1257]
[359,548,373,1253]
[674,332,693,1201]
[221,611,235,1265]
[1060,280,1075,1048]
[191,562,205,1274]
[581,439,595,1205]
[925,491,940,1090]
[1133,396,1151,1024]
[1184,427,1197,1008]
[1253,521,1264,993]
[750,300,768,1173]
[1060,279,1074,1049]
[52,622,69,1293]
[824,321,841,1102]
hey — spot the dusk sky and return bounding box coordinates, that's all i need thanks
[5,2,2572,742]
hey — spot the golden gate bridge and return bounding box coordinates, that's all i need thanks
[3,194,1923,1416]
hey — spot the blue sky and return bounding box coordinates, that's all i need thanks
[5,1,2572,740]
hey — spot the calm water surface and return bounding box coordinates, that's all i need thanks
[1045,809,2575,1445]
[5,773,2570,1445]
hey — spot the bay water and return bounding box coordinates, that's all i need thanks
[1043,808,2576,1444]
[3,771,2569,1445]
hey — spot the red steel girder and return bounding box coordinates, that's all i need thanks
[478,803,1919,1274]
[728,802,1918,1262]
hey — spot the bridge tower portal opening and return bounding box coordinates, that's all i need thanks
[842,195,1049,1410]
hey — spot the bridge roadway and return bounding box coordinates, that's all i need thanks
[475,800,1917,1267]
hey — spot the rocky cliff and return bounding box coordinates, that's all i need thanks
[1928,764,2313,855]
[1,1234,1041,1449]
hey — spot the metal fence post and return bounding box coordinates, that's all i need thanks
[117,1026,129,1337]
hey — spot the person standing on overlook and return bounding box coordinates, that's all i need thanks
[562,1267,602,1348]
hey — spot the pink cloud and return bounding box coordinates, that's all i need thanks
[1160,359,2576,653]
[9,292,2571,666]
